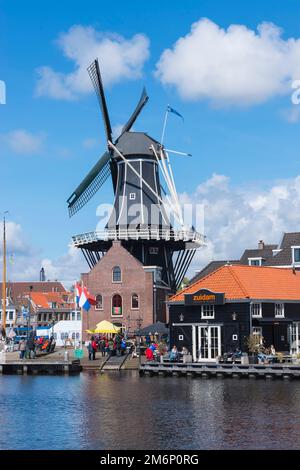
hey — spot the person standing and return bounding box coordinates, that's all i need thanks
[87,340,93,361]
[91,337,98,360]
[19,338,27,360]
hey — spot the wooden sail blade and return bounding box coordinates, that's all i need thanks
[119,87,149,137]
[87,59,112,144]
[67,151,111,217]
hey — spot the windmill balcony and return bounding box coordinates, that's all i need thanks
[71,228,206,247]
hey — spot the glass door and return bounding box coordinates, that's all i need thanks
[290,323,300,355]
[198,326,221,361]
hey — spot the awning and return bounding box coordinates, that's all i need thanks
[93,320,120,334]
[139,321,169,336]
[255,318,292,323]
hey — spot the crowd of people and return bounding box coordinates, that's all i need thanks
[18,334,56,359]
[86,334,130,361]
[144,343,189,362]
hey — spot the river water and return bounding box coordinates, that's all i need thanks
[0,372,299,450]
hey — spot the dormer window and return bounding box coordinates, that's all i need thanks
[248,258,262,266]
[292,247,300,264]
[129,193,136,200]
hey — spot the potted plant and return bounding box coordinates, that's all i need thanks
[276,352,284,364]
[246,334,260,364]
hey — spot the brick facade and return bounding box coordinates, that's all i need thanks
[81,241,157,340]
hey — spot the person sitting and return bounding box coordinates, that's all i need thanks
[169,345,179,362]
[181,346,189,363]
[145,346,154,361]
[232,347,242,363]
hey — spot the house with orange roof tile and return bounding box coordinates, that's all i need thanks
[168,264,300,361]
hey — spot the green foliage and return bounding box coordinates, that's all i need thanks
[246,334,260,354]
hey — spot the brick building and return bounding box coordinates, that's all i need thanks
[81,241,171,340]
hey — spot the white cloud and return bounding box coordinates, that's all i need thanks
[36,25,150,100]
[82,138,98,149]
[155,18,300,106]
[281,106,300,123]
[1,221,86,287]
[0,129,44,154]
[184,172,300,276]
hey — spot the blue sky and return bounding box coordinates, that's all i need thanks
[1,0,300,284]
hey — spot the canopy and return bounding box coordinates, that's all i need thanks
[93,320,121,334]
[139,321,169,337]
[85,329,95,334]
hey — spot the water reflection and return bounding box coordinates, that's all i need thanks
[0,372,299,449]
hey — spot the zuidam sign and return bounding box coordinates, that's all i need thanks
[185,288,225,306]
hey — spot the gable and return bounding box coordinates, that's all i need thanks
[87,241,144,277]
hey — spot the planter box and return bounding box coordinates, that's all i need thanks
[248,355,258,364]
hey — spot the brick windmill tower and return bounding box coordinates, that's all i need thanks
[68,59,205,331]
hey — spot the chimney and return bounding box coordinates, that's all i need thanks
[258,240,264,250]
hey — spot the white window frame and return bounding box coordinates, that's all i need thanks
[292,246,300,264]
[131,293,139,310]
[201,304,215,319]
[248,257,262,266]
[112,266,122,283]
[111,294,123,318]
[251,303,262,318]
[129,192,136,200]
[275,303,285,318]
[252,326,263,344]
[95,294,103,311]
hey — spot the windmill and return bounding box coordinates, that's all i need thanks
[67,59,205,291]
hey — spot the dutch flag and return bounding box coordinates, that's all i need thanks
[79,286,96,311]
[75,282,82,308]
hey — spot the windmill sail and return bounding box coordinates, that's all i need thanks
[121,87,149,135]
[67,151,111,217]
[87,59,112,144]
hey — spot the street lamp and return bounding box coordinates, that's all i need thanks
[27,286,33,343]
[135,316,143,367]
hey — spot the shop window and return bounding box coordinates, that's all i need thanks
[112,266,122,283]
[112,294,122,316]
[201,304,214,319]
[95,294,103,310]
[131,293,139,309]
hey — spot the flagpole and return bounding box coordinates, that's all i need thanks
[161,106,169,146]
[74,281,77,351]
[2,212,7,338]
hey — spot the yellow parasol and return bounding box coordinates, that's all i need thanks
[93,320,121,334]
[85,329,95,334]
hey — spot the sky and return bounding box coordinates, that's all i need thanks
[1,0,300,286]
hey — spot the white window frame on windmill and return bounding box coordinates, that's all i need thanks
[129,192,136,201]
[0,80,6,104]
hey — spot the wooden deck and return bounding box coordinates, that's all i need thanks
[0,361,82,375]
[139,361,300,380]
